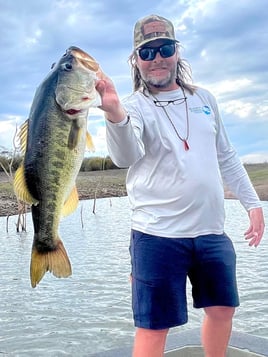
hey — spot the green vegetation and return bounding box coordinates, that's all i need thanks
[244,163,268,184]
[0,153,119,173]
[80,156,119,171]
[0,158,267,217]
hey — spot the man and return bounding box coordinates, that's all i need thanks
[96,14,265,357]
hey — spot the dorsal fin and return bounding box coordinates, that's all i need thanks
[17,119,29,154]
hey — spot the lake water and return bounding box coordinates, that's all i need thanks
[0,197,267,356]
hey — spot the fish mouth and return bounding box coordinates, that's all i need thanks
[67,46,99,72]
[64,108,82,115]
[63,106,90,116]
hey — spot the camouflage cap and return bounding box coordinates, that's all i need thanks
[134,14,178,49]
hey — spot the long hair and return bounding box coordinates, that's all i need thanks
[128,45,197,95]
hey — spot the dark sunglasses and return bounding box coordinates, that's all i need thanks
[137,43,176,61]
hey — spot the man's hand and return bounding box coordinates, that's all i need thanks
[244,207,265,247]
[95,71,126,123]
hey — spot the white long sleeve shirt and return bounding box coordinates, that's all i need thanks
[106,87,261,238]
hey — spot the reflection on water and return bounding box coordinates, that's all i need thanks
[0,198,267,356]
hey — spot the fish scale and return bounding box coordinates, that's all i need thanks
[13,46,100,287]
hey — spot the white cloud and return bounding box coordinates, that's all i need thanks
[257,103,268,118]
[25,28,42,47]
[87,126,108,157]
[198,78,268,122]
[0,0,267,162]
[241,153,268,164]
[0,117,21,151]
[207,79,252,97]
[221,100,254,119]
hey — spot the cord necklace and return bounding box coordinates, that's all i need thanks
[152,86,190,151]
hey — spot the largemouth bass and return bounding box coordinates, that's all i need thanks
[14,46,100,288]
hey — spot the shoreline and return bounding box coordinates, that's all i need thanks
[0,170,128,217]
[0,168,267,217]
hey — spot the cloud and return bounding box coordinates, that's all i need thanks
[241,153,268,164]
[0,0,267,162]
[0,117,22,152]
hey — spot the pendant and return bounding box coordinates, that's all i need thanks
[184,140,190,151]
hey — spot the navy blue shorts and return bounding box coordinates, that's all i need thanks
[129,230,240,330]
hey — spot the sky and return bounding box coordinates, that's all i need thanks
[0,0,267,163]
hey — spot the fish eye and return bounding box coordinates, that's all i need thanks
[63,63,72,71]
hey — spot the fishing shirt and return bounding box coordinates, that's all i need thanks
[105,87,261,238]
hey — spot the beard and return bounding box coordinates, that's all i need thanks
[141,66,177,89]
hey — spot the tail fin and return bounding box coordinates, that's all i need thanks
[30,238,72,288]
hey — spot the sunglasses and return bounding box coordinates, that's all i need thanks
[137,43,176,61]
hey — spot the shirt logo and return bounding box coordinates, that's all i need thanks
[202,106,211,115]
[189,106,211,115]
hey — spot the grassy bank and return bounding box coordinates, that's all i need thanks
[0,163,267,217]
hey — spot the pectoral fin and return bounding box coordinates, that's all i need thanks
[86,131,95,152]
[61,186,79,217]
[68,122,81,150]
[13,165,39,205]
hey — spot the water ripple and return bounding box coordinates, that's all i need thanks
[0,198,267,356]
